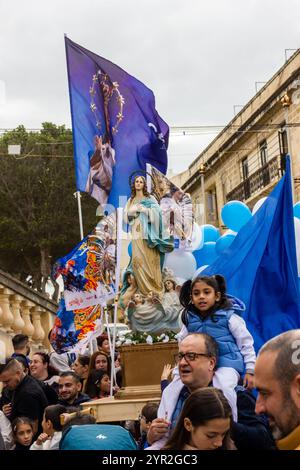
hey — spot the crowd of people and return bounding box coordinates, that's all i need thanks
[1,273,300,451]
[0,332,119,450]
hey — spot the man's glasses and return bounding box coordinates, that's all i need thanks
[174,352,210,363]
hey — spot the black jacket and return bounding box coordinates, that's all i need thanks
[232,387,275,450]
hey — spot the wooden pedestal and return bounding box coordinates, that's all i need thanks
[115,341,178,399]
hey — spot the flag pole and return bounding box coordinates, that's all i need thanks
[75,191,84,240]
[110,207,123,392]
[103,304,115,397]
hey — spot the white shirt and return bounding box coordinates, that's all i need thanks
[30,431,62,450]
[0,411,14,450]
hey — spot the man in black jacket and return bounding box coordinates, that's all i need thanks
[0,359,48,437]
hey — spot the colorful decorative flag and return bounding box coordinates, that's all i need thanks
[147,164,193,247]
[50,212,116,353]
[203,157,300,350]
[65,37,169,208]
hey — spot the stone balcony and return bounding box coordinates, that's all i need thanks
[0,269,58,361]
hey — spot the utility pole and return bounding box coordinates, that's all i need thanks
[280,92,294,202]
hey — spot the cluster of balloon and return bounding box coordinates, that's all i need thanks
[192,200,253,273]
[164,200,256,282]
[163,222,202,282]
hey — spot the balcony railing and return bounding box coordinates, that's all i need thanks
[226,156,280,202]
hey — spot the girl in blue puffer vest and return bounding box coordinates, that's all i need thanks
[177,274,256,421]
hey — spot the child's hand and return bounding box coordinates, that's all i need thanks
[36,433,50,445]
[2,403,12,417]
[161,364,173,381]
[243,373,255,390]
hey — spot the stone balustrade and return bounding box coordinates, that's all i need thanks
[0,269,58,361]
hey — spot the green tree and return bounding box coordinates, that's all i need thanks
[0,123,98,301]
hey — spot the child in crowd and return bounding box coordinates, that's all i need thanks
[12,417,34,450]
[178,275,256,421]
[94,370,116,398]
[163,388,233,450]
[30,404,67,450]
[138,402,159,450]
[160,363,174,393]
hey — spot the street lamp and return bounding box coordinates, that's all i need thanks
[280,92,294,201]
[199,162,206,224]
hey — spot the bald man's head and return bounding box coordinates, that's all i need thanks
[255,330,300,440]
[258,330,300,392]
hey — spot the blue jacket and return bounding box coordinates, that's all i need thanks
[185,296,246,374]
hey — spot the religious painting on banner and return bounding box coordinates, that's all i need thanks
[65,37,169,208]
[147,164,194,248]
[50,212,117,353]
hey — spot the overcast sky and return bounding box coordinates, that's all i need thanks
[1,0,300,174]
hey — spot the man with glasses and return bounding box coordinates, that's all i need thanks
[147,333,274,450]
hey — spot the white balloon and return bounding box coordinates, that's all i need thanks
[164,251,197,280]
[184,222,203,252]
[193,265,209,280]
[223,229,237,236]
[252,197,267,215]
[294,217,300,276]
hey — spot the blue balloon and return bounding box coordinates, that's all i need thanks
[221,201,252,232]
[216,234,236,255]
[202,224,220,243]
[193,242,218,268]
[294,202,300,220]
[127,242,132,258]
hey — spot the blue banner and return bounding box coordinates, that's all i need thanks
[65,36,169,208]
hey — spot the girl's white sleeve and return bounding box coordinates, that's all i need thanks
[171,325,189,378]
[0,411,14,450]
[228,314,256,372]
[176,324,188,343]
[30,440,43,450]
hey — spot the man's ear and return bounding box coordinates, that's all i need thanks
[290,373,300,408]
[209,357,216,371]
[77,381,82,392]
